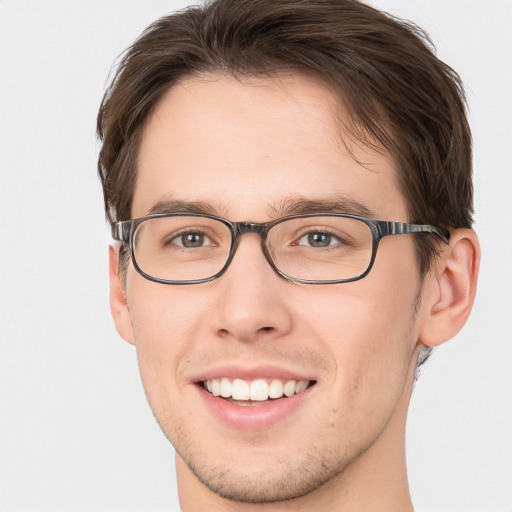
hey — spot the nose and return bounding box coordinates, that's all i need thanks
[209,233,294,343]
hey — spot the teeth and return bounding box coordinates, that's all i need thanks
[232,379,250,400]
[250,379,268,401]
[295,380,308,393]
[220,378,231,398]
[211,379,221,396]
[283,380,296,397]
[269,379,284,399]
[204,378,311,401]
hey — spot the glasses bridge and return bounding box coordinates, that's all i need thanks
[232,221,267,238]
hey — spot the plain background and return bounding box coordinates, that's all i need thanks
[0,1,510,511]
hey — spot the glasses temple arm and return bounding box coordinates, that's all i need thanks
[379,221,450,244]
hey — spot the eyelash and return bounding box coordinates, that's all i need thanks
[166,230,214,248]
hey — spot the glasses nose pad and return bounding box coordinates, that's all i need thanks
[244,223,282,276]
[260,229,299,283]
[260,236,280,274]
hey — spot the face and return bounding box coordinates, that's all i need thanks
[115,74,428,503]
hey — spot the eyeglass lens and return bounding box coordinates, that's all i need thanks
[132,215,374,283]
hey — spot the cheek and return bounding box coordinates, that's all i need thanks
[305,286,415,372]
[301,252,420,404]
[126,268,205,344]
[124,276,205,402]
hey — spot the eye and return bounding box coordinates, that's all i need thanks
[171,231,212,248]
[298,231,340,248]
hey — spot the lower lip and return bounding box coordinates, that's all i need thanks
[196,384,314,430]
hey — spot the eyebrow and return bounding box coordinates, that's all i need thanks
[271,196,376,218]
[147,199,227,216]
[146,195,376,220]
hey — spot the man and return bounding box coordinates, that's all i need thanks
[97,0,480,510]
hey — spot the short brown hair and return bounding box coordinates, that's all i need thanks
[97,0,473,276]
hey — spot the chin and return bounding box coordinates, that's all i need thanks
[174,439,361,504]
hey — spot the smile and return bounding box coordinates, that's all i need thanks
[202,378,313,402]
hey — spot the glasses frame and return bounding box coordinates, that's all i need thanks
[113,213,450,285]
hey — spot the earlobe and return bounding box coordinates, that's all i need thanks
[419,229,480,347]
[109,245,135,345]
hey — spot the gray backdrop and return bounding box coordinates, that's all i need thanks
[0,1,510,511]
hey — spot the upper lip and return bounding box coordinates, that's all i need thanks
[190,364,316,384]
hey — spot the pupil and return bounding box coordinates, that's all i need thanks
[309,233,330,247]
[184,233,203,247]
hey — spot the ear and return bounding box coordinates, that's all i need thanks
[419,229,480,347]
[109,245,135,345]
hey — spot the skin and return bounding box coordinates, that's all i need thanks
[109,74,480,511]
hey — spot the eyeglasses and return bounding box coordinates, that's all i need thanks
[113,213,450,285]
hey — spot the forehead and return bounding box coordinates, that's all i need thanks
[133,73,407,221]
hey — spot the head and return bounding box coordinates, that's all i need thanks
[98,0,479,507]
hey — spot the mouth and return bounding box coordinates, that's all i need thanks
[200,378,316,405]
